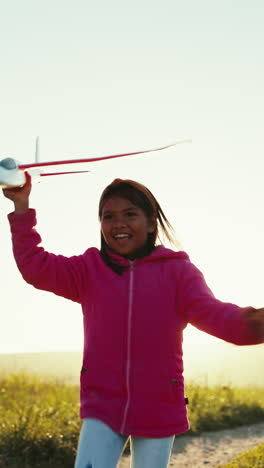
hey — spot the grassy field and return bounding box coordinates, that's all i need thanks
[0,373,263,468]
[217,443,264,468]
[186,382,264,433]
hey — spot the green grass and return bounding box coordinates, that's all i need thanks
[0,372,263,467]
[216,443,264,468]
[186,382,264,433]
[0,373,80,468]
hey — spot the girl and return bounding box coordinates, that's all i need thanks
[3,174,264,468]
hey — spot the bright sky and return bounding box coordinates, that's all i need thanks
[0,1,264,357]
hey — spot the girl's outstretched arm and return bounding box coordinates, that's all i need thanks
[244,307,264,341]
[178,260,264,345]
[2,171,31,213]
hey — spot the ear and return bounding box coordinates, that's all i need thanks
[147,216,157,233]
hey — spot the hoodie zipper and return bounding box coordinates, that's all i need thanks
[120,260,134,434]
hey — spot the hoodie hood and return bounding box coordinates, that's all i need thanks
[105,244,189,266]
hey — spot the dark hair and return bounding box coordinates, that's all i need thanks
[98,179,179,274]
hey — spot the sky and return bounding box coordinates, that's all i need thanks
[0,1,264,362]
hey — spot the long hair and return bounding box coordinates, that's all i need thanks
[98,179,180,274]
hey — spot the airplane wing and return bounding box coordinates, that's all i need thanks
[0,140,191,188]
[18,141,188,170]
[40,170,90,176]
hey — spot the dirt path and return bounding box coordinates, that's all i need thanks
[118,422,264,468]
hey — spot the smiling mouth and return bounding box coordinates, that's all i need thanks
[113,234,131,240]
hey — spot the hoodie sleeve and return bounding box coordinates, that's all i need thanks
[178,259,262,345]
[8,209,90,304]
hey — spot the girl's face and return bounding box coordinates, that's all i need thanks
[100,196,155,259]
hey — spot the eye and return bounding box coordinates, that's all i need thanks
[126,211,137,217]
[102,214,113,220]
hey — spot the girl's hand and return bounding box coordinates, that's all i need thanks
[245,307,264,341]
[2,172,32,214]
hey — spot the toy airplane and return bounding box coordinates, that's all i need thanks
[0,137,191,189]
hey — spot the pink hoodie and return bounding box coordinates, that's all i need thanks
[8,209,261,437]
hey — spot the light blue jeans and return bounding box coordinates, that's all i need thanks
[74,418,175,468]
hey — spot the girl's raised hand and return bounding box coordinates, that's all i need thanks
[2,172,31,214]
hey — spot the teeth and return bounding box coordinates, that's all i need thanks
[114,234,129,239]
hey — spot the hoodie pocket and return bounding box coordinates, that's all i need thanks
[80,367,99,402]
[161,375,184,404]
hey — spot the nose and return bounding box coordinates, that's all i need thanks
[112,215,127,227]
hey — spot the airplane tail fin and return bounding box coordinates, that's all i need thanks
[35,136,40,163]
